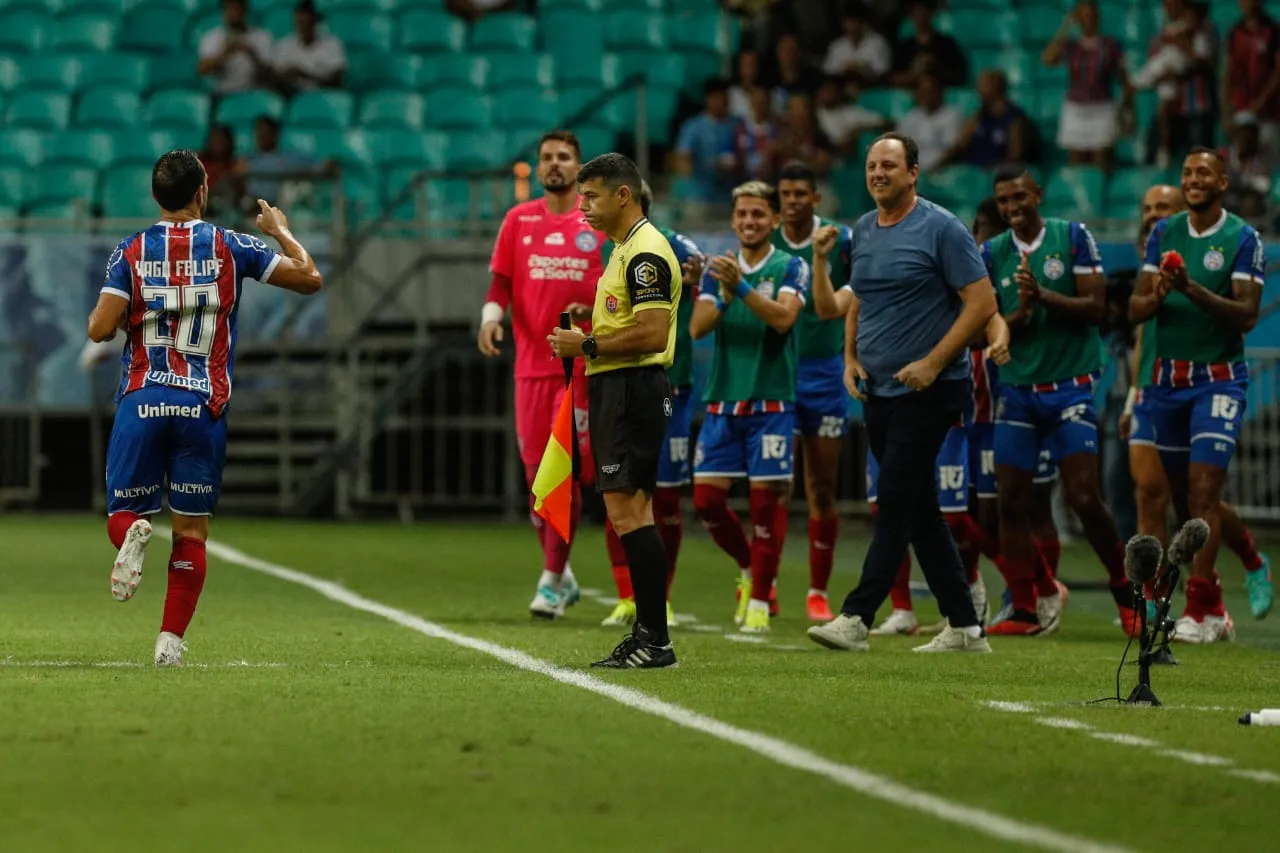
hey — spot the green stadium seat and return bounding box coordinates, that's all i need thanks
[286,90,354,129]
[43,129,116,167]
[50,14,117,51]
[611,0,666,9]
[1106,166,1173,214]
[0,165,24,207]
[470,14,537,53]
[184,10,222,52]
[604,12,667,50]
[557,84,610,120]
[917,165,988,209]
[424,91,492,129]
[494,88,560,129]
[145,89,210,130]
[1043,166,1105,218]
[488,53,555,90]
[0,57,18,92]
[569,127,615,160]
[858,88,915,119]
[6,92,71,130]
[591,87,678,144]
[668,11,739,55]
[972,49,1035,88]
[75,87,141,129]
[359,91,426,130]
[381,165,424,221]
[281,128,320,159]
[0,129,44,166]
[538,0,605,9]
[119,11,181,54]
[325,12,392,53]
[25,165,98,210]
[1022,8,1064,45]
[0,13,49,53]
[609,52,686,88]
[100,165,156,218]
[561,55,619,87]
[214,90,286,125]
[944,87,979,115]
[144,55,202,92]
[20,55,86,92]
[936,10,1018,48]
[356,128,449,168]
[399,10,466,53]
[541,15,606,66]
[82,53,149,90]
[262,8,294,39]
[446,129,509,170]
[62,0,134,13]
[326,0,402,11]
[348,54,424,91]
[421,55,489,89]
[424,178,498,221]
[110,129,168,166]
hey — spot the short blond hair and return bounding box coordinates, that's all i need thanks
[731,180,779,211]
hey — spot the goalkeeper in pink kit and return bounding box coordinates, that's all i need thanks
[476,130,605,619]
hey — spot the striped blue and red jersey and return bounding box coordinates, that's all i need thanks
[101,219,281,418]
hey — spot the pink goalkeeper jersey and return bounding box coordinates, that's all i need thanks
[489,197,604,379]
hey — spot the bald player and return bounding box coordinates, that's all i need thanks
[1124,182,1273,625]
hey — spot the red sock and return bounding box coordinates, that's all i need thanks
[945,513,982,585]
[808,516,838,593]
[748,489,783,602]
[888,553,914,611]
[1185,575,1225,620]
[1099,540,1127,587]
[107,511,140,550]
[1033,544,1059,597]
[1038,535,1062,576]
[542,481,582,574]
[996,554,1038,613]
[1230,526,1264,572]
[976,525,1001,563]
[653,486,683,597]
[161,536,207,638]
[693,483,751,569]
[604,518,633,599]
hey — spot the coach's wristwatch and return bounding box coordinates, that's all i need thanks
[581,336,599,359]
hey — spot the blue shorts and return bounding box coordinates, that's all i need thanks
[655,388,694,487]
[694,410,795,481]
[1130,380,1247,469]
[105,386,227,517]
[969,422,1057,497]
[867,424,970,512]
[994,383,1097,474]
[795,355,848,439]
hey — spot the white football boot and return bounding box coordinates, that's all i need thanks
[154,631,187,667]
[870,609,919,635]
[807,614,871,651]
[111,518,152,602]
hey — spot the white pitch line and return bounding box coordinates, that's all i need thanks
[983,700,1036,713]
[1227,769,1280,784]
[1087,732,1160,748]
[194,533,1130,853]
[0,659,285,669]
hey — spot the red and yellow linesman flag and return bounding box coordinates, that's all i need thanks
[530,310,579,543]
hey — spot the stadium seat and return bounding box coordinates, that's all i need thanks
[184,10,223,52]
[1106,166,1173,214]
[19,55,86,93]
[25,165,98,211]
[6,92,71,130]
[423,91,492,129]
[0,128,44,166]
[1043,166,1105,218]
[0,13,49,53]
[494,88,560,129]
[262,8,294,39]
[214,90,286,125]
[324,0,402,11]
[1021,7,1064,45]
[936,10,1018,48]
[0,57,18,93]
[110,129,168,166]
[944,87,979,115]
[75,88,141,129]
[609,0,666,9]
[609,52,686,89]
[144,89,210,131]
[604,12,667,50]
[358,128,450,168]
[324,12,392,54]
[488,53,555,90]
[538,0,605,9]
[668,11,739,56]
[420,55,489,90]
[399,10,467,53]
[540,15,606,67]
[358,91,426,130]
[572,127,615,160]
[43,129,116,168]
[119,12,180,54]
[286,90,354,129]
[82,53,149,90]
[561,55,620,87]
[918,165,988,209]
[381,165,425,221]
[470,14,537,53]
[557,84,613,121]
[830,163,873,218]
[445,129,509,170]
[0,165,24,208]
[100,165,157,217]
[50,14,117,51]
[859,88,915,120]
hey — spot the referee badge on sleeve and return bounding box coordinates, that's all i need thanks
[663,397,672,417]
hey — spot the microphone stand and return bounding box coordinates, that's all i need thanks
[1126,561,1182,706]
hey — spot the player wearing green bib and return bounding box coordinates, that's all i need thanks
[1128,149,1267,643]
[690,181,809,635]
[773,162,855,623]
[597,181,705,630]
[981,165,1133,638]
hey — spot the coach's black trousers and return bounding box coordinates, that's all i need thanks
[841,380,980,630]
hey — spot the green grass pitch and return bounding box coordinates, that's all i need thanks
[2,515,1279,853]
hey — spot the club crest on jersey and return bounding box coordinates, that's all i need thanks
[756,279,774,299]
[1203,247,1225,271]
[1042,255,1065,281]
[605,294,618,313]
[575,231,598,252]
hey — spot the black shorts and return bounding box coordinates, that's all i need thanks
[588,365,671,494]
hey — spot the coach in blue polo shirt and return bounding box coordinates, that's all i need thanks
[808,132,997,654]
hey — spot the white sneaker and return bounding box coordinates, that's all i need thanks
[1036,580,1069,636]
[913,623,992,653]
[1172,613,1236,644]
[971,576,989,628]
[807,613,870,651]
[154,631,186,667]
[529,584,565,620]
[111,518,152,602]
[870,609,919,635]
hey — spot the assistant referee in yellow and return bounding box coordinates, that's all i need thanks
[548,153,682,669]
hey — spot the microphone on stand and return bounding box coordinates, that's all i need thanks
[1123,535,1163,706]
[1154,518,1211,663]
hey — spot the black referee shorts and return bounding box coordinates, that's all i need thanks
[588,365,671,494]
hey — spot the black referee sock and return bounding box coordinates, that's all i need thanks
[620,526,670,647]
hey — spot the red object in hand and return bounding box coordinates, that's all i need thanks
[1160,250,1185,273]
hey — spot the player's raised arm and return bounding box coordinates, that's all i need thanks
[87,242,132,342]
[1030,222,1106,323]
[254,199,322,294]
[810,225,855,320]
[1128,220,1167,323]
[716,252,805,334]
[1175,226,1265,334]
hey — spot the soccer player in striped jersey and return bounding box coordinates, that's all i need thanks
[86,149,322,666]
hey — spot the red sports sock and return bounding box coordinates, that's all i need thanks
[542,481,582,574]
[1033,544,1059,597]
[1185,575,1225,620]
[996,554,1038,613]
[946,513,982,585]
[808,516,838,593]
[1230,526,1265,572]
[161,536,207,638]
[604,518,633,599]
[976,525,1001,563]
[107,511,140,550]
[1038,535,1062,576]
[693,483,751,569]
[653,486,683,597]
[748,489,783,602]
[888,553,914,611]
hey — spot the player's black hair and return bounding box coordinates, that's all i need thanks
[152,149,205,212]
[538,129,581,161]
[992,162,1032,189]
[869,132,919,171]
[704,77,730,96]
[577,152,643,201]
[777,161,817,190]
[1185,145,1227,171]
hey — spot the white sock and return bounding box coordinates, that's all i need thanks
[740,568,751,582]
[808,588,828,598]
[562,564,576,584]
[748,597,769,612]
[961,624,982,639]
[539,570,562,590]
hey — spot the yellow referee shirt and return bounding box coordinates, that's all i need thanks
[587,217,682,376]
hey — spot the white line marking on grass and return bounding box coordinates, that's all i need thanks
[1228,769,1280,784]
[983,700,1036,713]
[723,634,767,644]
[1157,750,1233,767]
[1036,717,1094,731]
[1087,732,1160,748]
[0,658,285,670]
[198,534,1131,853]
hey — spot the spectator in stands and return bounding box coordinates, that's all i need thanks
[729,50,778,122]
[891,0,968,88]
[237,116,334,212]
[773,33,819,109]
[446,0,519,24]
[1223,0,1280,151]
[947,70,1032,168]
[822,2,891,86]
[198,124,244,218]
[770,93,834,178]
[274,1,346,94]
[673,79,744,215]
[814,75,887,156]
[1133,0,1218,166]
[894,72,964,172]
[1224,112,1274,223]
[198,0,275,94]
[1042,0,1132,171]
[738,86,782,180]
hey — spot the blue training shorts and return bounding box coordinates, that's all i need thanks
[1130,379,1247,470]
[795,354,849,439]
[994,382,1096,474]
[655,388,694,487]
[105,386,227,517]
[694,410,795,481]
[867,423,969,512]
[969,421,1057,497]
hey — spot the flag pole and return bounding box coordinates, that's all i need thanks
[559,311,580,480]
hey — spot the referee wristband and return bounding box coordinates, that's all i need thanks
[735,281,751,299]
